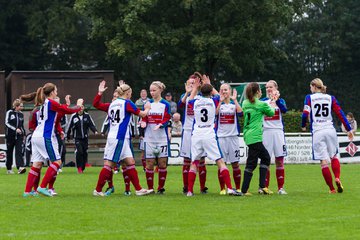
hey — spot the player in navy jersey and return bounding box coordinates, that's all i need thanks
[302,78,353,193]
[21,83,82,197]
[216,83,243,194]
[93,81,153,196]
[141,81,171,194]
[261,80,288,195]
[186,80,242,196]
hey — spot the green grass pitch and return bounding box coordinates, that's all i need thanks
[1,164,360,239]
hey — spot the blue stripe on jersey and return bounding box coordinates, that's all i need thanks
[44,100,56,138]
[113,139,124,163]
[45,138,56,161]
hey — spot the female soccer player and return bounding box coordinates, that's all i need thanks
[301,78,353,193]
[186,80,242,197]
[93,81,153,196]
[241,82,275,195]
[216,83,243,194]
[141,81,171,194]
[178,74,208,194]
[22,83,82,197]
[262,80,288,195]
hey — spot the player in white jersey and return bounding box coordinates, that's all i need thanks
[302,78,353,193]
[141,81,171,194]
[262,80,288,195]
[216,83,243,194]
[22,83,82,197]
[178,74,209,194]
[186,81,242,196]
[93,81,153,196]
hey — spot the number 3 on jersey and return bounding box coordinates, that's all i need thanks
[200,108,208,122]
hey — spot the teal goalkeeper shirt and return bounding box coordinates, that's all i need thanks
[242,98,275,145]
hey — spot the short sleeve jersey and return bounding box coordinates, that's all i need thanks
[216,101,241,137]
[144,99,171,142]
[189,96,219,138]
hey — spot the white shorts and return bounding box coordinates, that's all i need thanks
[104,138,133,163]
[144,142,169,159]
[191,136,222,162]
[312,128,338,160]
[31,137,60,163]
[218,136,241,163]
[180,129,191,158]
[263,129,287,157]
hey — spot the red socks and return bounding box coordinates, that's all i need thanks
[24,167,41,192]
[321,165,335,191]
[158,167,167,190]
[218,169,225,190]
[331,157,341,179]
[40,162,60,188]
[122,165,130,191]
[95,165,112,192]
[275,157,285,190]
[187,169,197,193]
[232,166,241,190]
[127,165,142,191]
[146,168,154,190]
[220,167,233,189]
[265,169,270,188]
[182,159,191,189]
[198,162,207,190]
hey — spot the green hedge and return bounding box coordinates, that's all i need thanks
[239,110,303,133]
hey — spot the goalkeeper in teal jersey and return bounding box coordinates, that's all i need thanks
[241,82,275,195]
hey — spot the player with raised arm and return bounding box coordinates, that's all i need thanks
[216,83,243,194]
[93,81,153,196]
[186,80,242,197]
[262,80,288,195]
[241,82,275,195]
[22,83,82,197]
[301,78,353,193]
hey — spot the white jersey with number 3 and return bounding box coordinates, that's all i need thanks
[189,96,219,138]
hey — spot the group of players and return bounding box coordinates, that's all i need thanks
[21,73,354,197]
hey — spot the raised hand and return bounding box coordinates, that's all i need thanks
[65,95,71,106]
[202,74,211,85]
[231,89,238,101]
[76,98,84,107]
[144,101,151,111]
[98,80,108,94]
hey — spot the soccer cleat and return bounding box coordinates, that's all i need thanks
[244,192,253,196]
[18,167,26,174]
[219,189,227,195]
[37,187,53,197]
[182,187,188,194]
[258,187,273,195]
[278,188,288,195]
[48,189,58,196]
[93,190,105,197]
[30,190,39,197]
[23,192,32,197]
[156,188,165,194]
[124,191,132,196]
[200,187,208,194]
[329,189,337,194]
[58,168,63,173]
[77,167,83,174]
[227,188,244,196]
[186,192,194,197]
[335,178,344,193]
[105,187,115,196]
[136,189,153,196]
[7,170,15,174]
